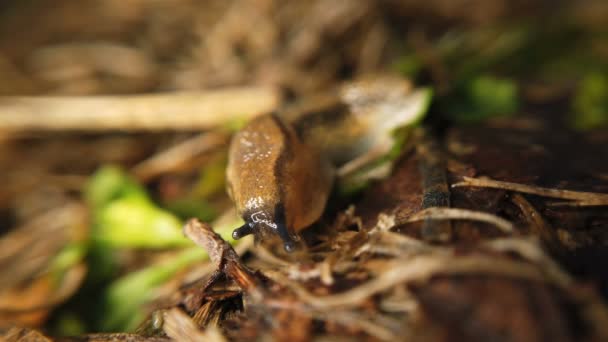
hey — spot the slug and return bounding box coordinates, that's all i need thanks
[226,77,428,251]
[226,113,334,252]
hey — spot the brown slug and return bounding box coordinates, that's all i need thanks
[226,114,334,252]
[226,76,429,251]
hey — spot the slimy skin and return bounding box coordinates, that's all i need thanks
[226,114,334,251]
[226,77,420,251]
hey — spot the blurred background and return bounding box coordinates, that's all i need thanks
[0,0,607,339]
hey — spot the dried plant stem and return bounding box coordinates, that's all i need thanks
[511,194,561,247]
[163,308,227,342]
[484,238,572,287]
[131,132,229,181]
[0,203,87,290]
[398,207,514,233]
[183,219,263,301]
[265,255,545,310]
[0,263,87,313]
[0,86,280,132]
[453,176,608,206]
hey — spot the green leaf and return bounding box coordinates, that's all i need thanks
[99,246,208,331]
[85,165,148,210]
[571,73,608,130]
[394,54,423,78]
[449,75,519,122]
[86,165,191,248]
[96,196,190,248]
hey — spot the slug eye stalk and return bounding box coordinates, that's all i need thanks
[276,222,296,253]
[232,222,254,240]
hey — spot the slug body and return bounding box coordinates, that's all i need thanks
[227,77,427,251]
[226,114,334,251]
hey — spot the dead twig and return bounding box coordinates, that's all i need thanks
[453,176,608,206]
[483,237,572,287]
[264,254,544,310]
[511,194,563,247]
[131,132,229,181]
[397,207,514,234]
[182,219,262,301]
[356,229,437,257]
[0,86,280,132]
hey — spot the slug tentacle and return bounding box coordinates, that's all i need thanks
[277,222,297,252]
[232,222,254,240]
[274,203,297,252]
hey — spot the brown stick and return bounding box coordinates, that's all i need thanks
[0,86,280,132]
[453,176,608,206]
[183,219,263,301]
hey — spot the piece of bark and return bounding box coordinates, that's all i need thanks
[416,127,452,242]
[182,219,262,301]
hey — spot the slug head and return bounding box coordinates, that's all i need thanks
[231,204,297,253]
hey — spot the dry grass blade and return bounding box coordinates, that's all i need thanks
[0,203,87,291]
[453,176,608,206]
[0,263,87,314]
[0,86,280,132]
[484,238,572,287]
[511,193,563,246]
[131,132,229,181]
[398,207,514,233]
[356,230,437,257]
[264,254,544,310]
[2,327,53,342]
[163,308,226,342]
